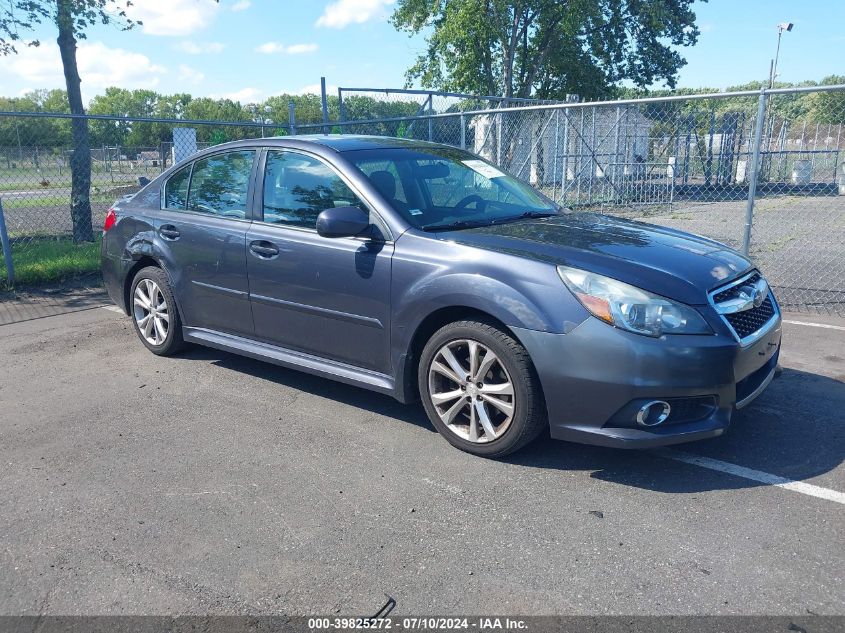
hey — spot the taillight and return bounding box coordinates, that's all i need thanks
[103,208,117,233]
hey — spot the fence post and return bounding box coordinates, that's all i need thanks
[561,109,569,204]
[337,87,345,134]
[288,101,297,136]
[0,198,14,286]
[496,110,503,166]
[613,105,622,193]
[427,94,433,142]
[460,113,466,149]
[742,89,768,256]
[320,77,330,135]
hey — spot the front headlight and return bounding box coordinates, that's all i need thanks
[557,265,712,337]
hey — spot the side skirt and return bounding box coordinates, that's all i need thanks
[183,327,397,397]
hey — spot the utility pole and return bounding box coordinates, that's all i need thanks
[769,22,794,88]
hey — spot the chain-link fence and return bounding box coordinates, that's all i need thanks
[2,85,844,315]
[337,86,560,124]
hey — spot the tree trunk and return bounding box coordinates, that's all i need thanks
[57,0,94,243]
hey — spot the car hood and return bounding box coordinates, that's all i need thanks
[435,213,752,305]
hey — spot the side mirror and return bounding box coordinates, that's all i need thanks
[316,206,371,238]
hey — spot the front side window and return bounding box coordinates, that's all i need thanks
[185,150,255,219]
[353,159,409,211]
[163,164,191,210]
[262,150,366,229]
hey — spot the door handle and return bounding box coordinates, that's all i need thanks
[249,240,279,258]
[159,224,180,240]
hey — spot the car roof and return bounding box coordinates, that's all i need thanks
[294,135,448,152]
[203,134,451,155]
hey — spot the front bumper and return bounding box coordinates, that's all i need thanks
[512,313,782,449]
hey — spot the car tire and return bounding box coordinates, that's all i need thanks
[418,319,546,457]
[130,266,186,356]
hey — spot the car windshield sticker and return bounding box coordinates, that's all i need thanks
[409,208,423,216]
[462,160,506,179]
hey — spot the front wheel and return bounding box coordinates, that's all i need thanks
[418,320,546,457]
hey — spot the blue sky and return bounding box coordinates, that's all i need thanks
[0,0,842,104]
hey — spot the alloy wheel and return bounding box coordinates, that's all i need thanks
[133,278,169,346]
[427,339,515,443]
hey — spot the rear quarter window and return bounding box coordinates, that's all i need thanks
[163,164,191,210]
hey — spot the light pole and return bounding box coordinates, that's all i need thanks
[769,22,794,88]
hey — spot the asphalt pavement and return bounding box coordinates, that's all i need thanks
[0,305,842,616]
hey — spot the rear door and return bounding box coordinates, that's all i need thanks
[245,148,394,373]
[157,149,256,337]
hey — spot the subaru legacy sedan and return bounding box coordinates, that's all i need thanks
[101,136,781,457]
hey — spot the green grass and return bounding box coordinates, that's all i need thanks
[0,237,102,290]
[3,193,115,210]
[0,167,161,192]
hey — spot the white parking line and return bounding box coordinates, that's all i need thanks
[100,305,125,314]
[783,319,845,331]
[654,449,845,505]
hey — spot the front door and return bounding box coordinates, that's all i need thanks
[246,149,393,374]
[157,150,256,337]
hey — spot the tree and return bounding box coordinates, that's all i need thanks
[1,0,141,242]
[391,0,703,102]
[0,90,70,151]
[808,76,845,124]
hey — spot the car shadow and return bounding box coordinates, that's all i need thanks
[183,345,434,431]
[184,345,844,495]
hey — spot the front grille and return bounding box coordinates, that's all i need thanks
[724,295,776,339]
[713,272,761,303]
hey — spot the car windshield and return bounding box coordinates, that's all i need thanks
[347,146,558,230]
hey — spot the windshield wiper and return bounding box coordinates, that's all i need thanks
[421,211,558,232]
[421,219,491,232]
[486,210,558,226]
[515,210,558,219]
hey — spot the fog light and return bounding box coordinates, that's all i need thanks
[636,400,671,427]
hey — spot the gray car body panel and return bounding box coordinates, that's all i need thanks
[102,135,782,449]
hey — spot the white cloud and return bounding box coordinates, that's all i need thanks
[231,0,251,10]
[285,43,319,55]
[0,41,166,100]
[127,0,220,36]
[212,87,263,103]
[256,42,284,54]
[178,64,205,84]
[177,40,225,54]
[315,0,394,29]
[255,42,318,55]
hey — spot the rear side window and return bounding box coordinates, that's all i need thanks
[185,150,255,219]
[261,150,366,229]
[163,164,191,210]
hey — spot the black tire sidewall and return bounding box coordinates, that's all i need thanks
[418,321,542,457]
[130,266,183,356]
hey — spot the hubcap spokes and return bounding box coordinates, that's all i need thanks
[428,339,515,443]
[133,279,169,346]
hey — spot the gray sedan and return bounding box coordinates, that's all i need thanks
[101,136,781,457]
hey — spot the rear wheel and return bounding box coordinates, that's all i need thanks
[130,266,185,356]
[418,320,546,457]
